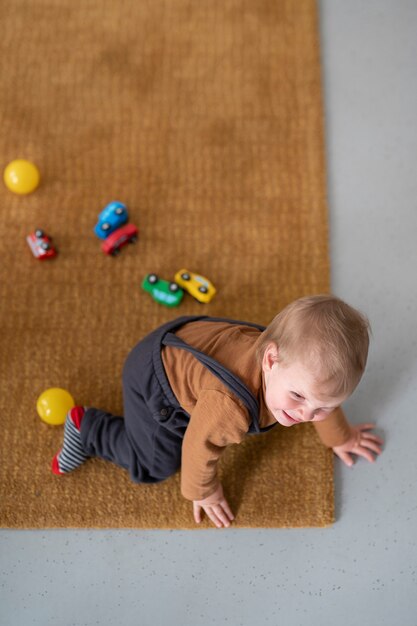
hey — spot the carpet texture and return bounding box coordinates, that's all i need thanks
[0,0,333,528]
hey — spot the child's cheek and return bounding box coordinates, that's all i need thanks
[286,397,299,409]
[267,389,283,411]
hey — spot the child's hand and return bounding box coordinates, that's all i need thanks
[193,483,235,529]
[332,423,384,467]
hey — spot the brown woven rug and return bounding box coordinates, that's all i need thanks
[0,0,333,528]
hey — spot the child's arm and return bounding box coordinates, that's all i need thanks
[181,390,249,527]
[193,483,234,528]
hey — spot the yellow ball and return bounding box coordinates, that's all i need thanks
[37,388,75,426]
[4,159,41,194]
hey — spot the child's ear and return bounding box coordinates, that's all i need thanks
[262,343,279,372]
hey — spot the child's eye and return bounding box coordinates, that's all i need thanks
[291,392,303,400]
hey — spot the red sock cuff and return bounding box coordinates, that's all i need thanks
[51,453,64,475]
[69,406,86,430]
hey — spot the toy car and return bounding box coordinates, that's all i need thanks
[26,229,57,260]
[174,269,216,303]
[101,223,138,256]
[94,201,128,239]
[142,274,184,307]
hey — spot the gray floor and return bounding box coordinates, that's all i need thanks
[1,1,416,624]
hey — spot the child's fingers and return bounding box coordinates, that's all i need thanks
[194,504,222,529]
[193,503,202,524]
[204,507,224,529]
[212,505,232,528]
[354,447,377,463]
[359,439,383,455]
[357,423,379,432]
[201,504,233,529]
[335,450,354,467]
[219,499,235,522]
[362,432,384,445]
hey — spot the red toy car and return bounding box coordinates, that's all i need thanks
[26,229,57,260]
[101,223,138,256]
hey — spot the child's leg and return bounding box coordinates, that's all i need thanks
[51,323,188,482]
[80,407,134,471]
[51,406,134,476]
[51,400,185,484]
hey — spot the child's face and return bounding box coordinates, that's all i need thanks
[261,343,347,427]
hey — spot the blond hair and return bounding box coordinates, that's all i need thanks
[257,295,370,397]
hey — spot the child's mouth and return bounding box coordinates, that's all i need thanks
[282,410,300,424]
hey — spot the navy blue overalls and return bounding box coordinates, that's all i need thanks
[80,316,276,485]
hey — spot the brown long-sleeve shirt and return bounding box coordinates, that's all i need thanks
[162,319,351,501]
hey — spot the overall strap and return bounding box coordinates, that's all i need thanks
[162,330,263,433]
[199,316,266,333]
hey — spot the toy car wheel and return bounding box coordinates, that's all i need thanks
[129,236,137,243]
[148,274,158,284]
[115,208,124,215]
[101,223,110,232]
[110,248,120,256]
[35,229,44,238]
[169,282,179,292]
[41,242,50,251]
[198,286,208,294]
[181,273,191,281]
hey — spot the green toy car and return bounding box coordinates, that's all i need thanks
[141,273,184,308]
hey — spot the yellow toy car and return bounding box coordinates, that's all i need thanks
[174,269,216,303]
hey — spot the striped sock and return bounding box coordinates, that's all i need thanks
[51,406,89,475]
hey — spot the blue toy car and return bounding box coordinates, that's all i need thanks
[94,202,128,239]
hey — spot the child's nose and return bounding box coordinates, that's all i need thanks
[298,408,315,422]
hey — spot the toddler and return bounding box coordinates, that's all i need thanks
[52,295,383,528]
